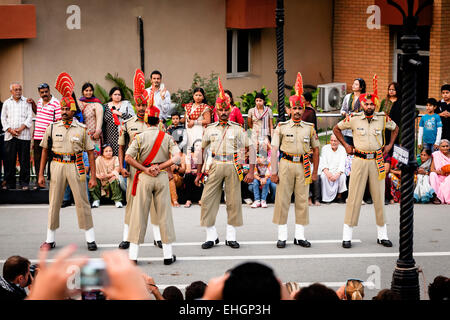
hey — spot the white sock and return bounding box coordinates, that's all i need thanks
[122,224,129,242]
[343,224,353,241]
[206,226,218,242]
[278,224,288,241]
[162,243,173,259]
[46,229,56,243]
[85,228,96,243]
[295,224,305,240]
[152,224,161,241]
[129,243,139,260]
[377,224,388,240]
[226,225,236,241]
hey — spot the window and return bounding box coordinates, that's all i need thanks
[227,29,250,77]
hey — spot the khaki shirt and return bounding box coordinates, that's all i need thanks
[40,118,94,153]
[118,116,149,146]
[337,112,397,152]
[202,121,251,155]
[271,120,320,154]
[126,127,180,164]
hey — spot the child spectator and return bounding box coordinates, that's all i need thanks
[251,150,276,208]
[90,144,123,208]
[247,93,274,145]
[167,112,187,154]
[437,84,450,141]
[418,98,443,152]
[414,148,436,203]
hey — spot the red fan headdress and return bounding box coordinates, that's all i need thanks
[215,76,231,109]
[55,72,76,111]
[289,72,304,108]
[359,74,380,108]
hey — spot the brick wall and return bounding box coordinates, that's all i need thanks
[333,0,392,96]
[429,0,450,99]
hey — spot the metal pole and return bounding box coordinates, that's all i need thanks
[275,0,286,123]
[138,16,145,73]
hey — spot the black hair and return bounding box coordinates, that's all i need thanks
[422,148,432,156]
[150,70,162,78]
[294,283,340,301]
[224,89,235,106]
[441,84,450,92]
[185,281,207,300]
[3,256,30,282]
[191,138,202,153]
[387,82,401,99]
[303,91,313,103]
[101,144,112,155]
[223,262,281,300]
[147,117,160,126]
[426,98,438,106]
[193,87,208,104]
[372,289,401,300]
[255,92,266,102]
[354,78,366,94]
[108,86,124,102]
[171,112,180,118]
[162,286,184,300]
[81,82,95,95]
[428,276,450,301]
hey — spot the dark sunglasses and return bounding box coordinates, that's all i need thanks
[38,83,49,90]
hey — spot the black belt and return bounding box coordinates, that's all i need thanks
[282,154,304,163]
[53,153,76,162]
[354,150,377,160]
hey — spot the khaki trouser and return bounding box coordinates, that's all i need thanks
[344,157,386,227]
[48,161,93,231]
[124,167,158,225]
[200,161,243,227]
[127,171,175,244]
[273,158,309,225]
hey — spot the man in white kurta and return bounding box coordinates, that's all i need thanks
[319,134,347,202]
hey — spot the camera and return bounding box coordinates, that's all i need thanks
[80,259,109,291]
[81,289,106,300]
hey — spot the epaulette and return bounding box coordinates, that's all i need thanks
[353,112,363,116]
[207,122,218,127]
[375,111,386,116]
[123,116,135,123]
[77,122,86,128]
[229,121,240,126]
[277,120,290,127]
[301,120,313,126]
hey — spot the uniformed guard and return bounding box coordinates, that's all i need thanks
[333,74,399,248]
[117,70,163,250]
[125,69,181,265]
[271,72,320,249]
[38,72,98,251]
[194,77,255,249]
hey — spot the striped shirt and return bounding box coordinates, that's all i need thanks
[34,96,61,140]
[1,96,33,141]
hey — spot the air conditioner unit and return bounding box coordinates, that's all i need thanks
[317,83,347,112]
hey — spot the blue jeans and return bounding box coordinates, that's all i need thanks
[63,174,91,202]
[252,178,276,201]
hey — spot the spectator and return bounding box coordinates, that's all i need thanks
[414,148,436,204]
[247,92,274,145]
[169,152,186,207]
[302,91,318,129]
[145,70,173,123]
[89,144,123,208]
[167,112,187,154]
[336,279,364,300]
[294,283,340,301]
[0,100,5,186]
[185,281,207,300]
[437,84,450,141]
[389,157,402,203]
[78,83,103,158]
[319,134,347,203]
[428,275,450,301]
[379,82,402,147]
[182,139,204,207]
[251,150,276,208]
[102,87,135,157]
[1,82,33,190]
[340,78,366,146]
[162,286,184,300]
[418,98,443,152]
[429,139,450,204]
[182,87,211,150]
[28,83,61,188]
[0,255,30,300]
[372,289,401,300]
[211,90,244,126]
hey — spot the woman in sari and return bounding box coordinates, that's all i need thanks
[182,87,211,151]
[414,148,436,203]
[430,139,450,204]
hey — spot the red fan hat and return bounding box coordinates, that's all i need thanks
[215,77,231,110]
[55,72,76,111]
[289,72,304,108]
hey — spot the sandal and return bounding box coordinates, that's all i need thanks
[173,201,180,207]
[184,201,192,208]
[432,197,441,204]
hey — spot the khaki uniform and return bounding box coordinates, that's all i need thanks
[200,121,251,227]
[272,120,320,225]
[40,119,95,230]
[337,112,396,227]
[126,127,180,244]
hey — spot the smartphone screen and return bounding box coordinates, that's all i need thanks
[80,260,109,291]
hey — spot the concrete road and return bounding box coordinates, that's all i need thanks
[0,202,448,299]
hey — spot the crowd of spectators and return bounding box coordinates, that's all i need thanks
[0,245,448,301]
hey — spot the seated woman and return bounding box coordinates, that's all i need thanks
[389,157,402,203]
[251,151,276,208]
[182,139,204,208]
[90,145,123,208]
[169,152,186,207]
[430,139,450,204]
[414,148,436,203]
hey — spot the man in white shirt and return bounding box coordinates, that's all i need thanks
[0,83,33,190]
[319,134,347,203]
[145,70,173,123]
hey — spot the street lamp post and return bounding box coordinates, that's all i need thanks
[275,0,286,123]
[387,0,433,300]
